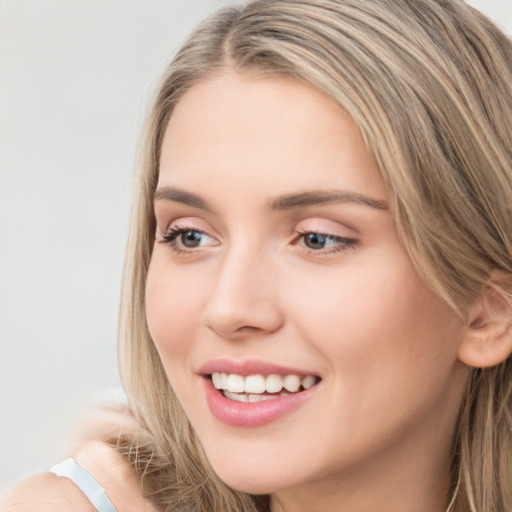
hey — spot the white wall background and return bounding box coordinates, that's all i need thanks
[1,0,511,489]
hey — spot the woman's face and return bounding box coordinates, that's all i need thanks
[146,71,468,501]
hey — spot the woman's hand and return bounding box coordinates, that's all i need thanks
[0,407,160,511]
[62,403,153,456]
[73,439,160,512]
[65,406,160,510]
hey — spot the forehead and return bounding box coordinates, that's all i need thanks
[159,70,386,204]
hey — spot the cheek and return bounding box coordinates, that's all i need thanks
[145,255,205,365]
[286,250,464,404]
[277,252,466,470]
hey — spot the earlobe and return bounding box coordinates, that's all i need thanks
[458,277,512,368]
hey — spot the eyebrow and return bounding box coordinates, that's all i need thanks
[268,190,388,211]
[154,187,213,211]
[153,186,388,212]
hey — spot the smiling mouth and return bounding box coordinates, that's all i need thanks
[209,372,321,403]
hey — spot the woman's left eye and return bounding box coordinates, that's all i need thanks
[297,231,358,254]
[159,227,217,252]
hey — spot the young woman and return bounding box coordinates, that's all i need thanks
[3,0,512,511]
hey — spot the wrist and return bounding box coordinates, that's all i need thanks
[73,440,157,512]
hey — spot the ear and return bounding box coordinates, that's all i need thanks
[458,273,512,368]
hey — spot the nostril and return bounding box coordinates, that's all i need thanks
[205,321,272,342]
[202,274,284,340]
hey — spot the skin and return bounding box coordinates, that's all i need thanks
[0,410,158,511]
[0,473,95,512]
[4,70,510,512]
[146,70,471,512]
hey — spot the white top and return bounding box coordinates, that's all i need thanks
[50,458,117,512]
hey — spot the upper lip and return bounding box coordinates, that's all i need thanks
[199,358,320,377]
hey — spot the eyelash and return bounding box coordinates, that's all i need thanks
[158,226,358,256]
[294,229,358,255]
[158,226,215,254]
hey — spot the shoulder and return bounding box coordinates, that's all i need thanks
[1,441,160,512]
[0,472,95,511]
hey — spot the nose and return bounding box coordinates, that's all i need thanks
[202,247,284,341]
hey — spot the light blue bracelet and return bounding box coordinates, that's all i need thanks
[50,458,118,512]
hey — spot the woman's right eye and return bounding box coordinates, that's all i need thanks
[158,227,218,252]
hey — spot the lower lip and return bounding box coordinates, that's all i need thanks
[203,378,318,427]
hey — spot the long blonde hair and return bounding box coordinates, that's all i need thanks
[117,1,512,510]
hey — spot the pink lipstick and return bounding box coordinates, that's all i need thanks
[199,359,321,427]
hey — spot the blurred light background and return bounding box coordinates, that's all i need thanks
[1,0,511,489]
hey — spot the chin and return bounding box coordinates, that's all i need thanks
[218,474,282,495]
[206,455,302,495]
[210,461,271,493]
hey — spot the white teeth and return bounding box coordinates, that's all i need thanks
[283,374,301,392]
[211,372,318,393]
[301,375,317,390]
[244,375,266,394]
[224,391,249,402]
[226,374,245,393]
[224,391,292,403]
[212,372,223,389]
[266,374,283,393]
[248,394,277,402]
